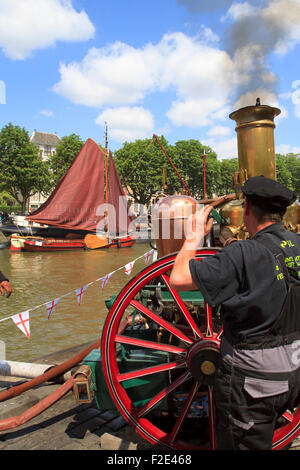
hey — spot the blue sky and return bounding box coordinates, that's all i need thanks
[1,0,300,159]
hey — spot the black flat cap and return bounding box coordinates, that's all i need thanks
[242,175,297,212]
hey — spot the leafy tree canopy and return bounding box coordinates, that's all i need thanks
[0,123,52,214]
[49,133,84,184]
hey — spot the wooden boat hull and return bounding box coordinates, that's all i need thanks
[22,239,85,251]
[21,234,136,251]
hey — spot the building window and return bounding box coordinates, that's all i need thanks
[44,145,52,157]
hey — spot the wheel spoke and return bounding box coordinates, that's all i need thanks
[204,301,213,338]
[115,334,186,355]
[216,326,223,341]
[101,249,234,450]
[137,370,191,418]
[169,380,199,444]
[161,274,204,340]
[117,359,185,382]
[130,299,193,345]
[207,386,217,450]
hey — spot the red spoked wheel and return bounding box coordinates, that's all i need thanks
[101,249,300,450]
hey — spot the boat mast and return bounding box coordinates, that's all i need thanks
[104,122,109,205]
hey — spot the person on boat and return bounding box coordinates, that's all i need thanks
[170,175,300,450]
[0,270,12,298]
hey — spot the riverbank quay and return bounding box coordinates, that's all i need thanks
[0,340,299,451]
[0,341,154,451]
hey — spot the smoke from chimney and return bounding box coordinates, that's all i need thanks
[177,0,300,107]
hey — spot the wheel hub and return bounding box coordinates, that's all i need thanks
[187,340,220,385]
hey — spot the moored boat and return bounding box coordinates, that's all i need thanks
[25,138,136,250]
[22,238,85,251]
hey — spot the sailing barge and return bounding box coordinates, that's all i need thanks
[12,138,136,251]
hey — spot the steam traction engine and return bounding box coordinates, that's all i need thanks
[79,103,300,450]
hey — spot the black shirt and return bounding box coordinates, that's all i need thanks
[0,271,8,283]
[189,223,300,339]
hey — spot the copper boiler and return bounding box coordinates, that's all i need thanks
[152,195,197,258]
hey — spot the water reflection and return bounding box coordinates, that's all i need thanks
[0,243,152,361]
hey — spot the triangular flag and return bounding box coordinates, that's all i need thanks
[152,250,158,262]
[124,260,135,275]
[12,310,30,338]
[144,249,154,264]
[100,272,114,289]
[46,297,61,320]
[76,285,88,306]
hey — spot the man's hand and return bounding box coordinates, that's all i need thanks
[0,280,12,298]
[170,204,214,291]
[184,204,214,249]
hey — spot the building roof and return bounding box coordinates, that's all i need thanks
[30,131,61,146]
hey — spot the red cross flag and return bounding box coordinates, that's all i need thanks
[100,272,114,289]
[76,285,88,306]
[144,249,154,264]
[46,298,61,320]
[12,311,30,338]
[124,260,135,275]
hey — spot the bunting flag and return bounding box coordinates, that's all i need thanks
[76,285,88,306]
[100,272,114,289]
[46,297,61,320]
[12,311,30,338]
[144,249,154,264]
[4,250,154,338]
[124,260,135,275]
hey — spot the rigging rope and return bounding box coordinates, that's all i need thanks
[124,134,193,197]
[153,134,193,197]
[125,136,155,181]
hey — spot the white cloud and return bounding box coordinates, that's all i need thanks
[0,0,95,60]
[54,42,161,107]
[204,136,238,160]
[263,0,300,55]
[221,2,257,22]
[95,107,154,143]
[40,109,53,117]
[207,125,232,137]
[167,97,227,128]
[278,81,300,119]
[54,32,233,132]
[276,143,300,155]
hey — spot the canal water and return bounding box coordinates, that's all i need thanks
[0,242,153,362]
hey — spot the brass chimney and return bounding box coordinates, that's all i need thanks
[220,100,299,238]
[229,100,281,196]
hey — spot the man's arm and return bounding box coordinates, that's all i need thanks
[0,271,12,298]
[169,204,214,291]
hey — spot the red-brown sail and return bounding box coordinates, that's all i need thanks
[26,138,105,231]
[108,151,133,235]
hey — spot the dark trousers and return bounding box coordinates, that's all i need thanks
[214,359,300,450]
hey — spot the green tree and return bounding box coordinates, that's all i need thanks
[114,136,184,205]
[114,137,221,203]
[49,133,84,184]
[0,123,52,214]
[173,140,220,199]
[283,153,300,198]
[276,154,293,191]
[219,158,238,195]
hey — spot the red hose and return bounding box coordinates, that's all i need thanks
[0,375,74,431]
[0,339,100,402]
[0,340,101,432]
